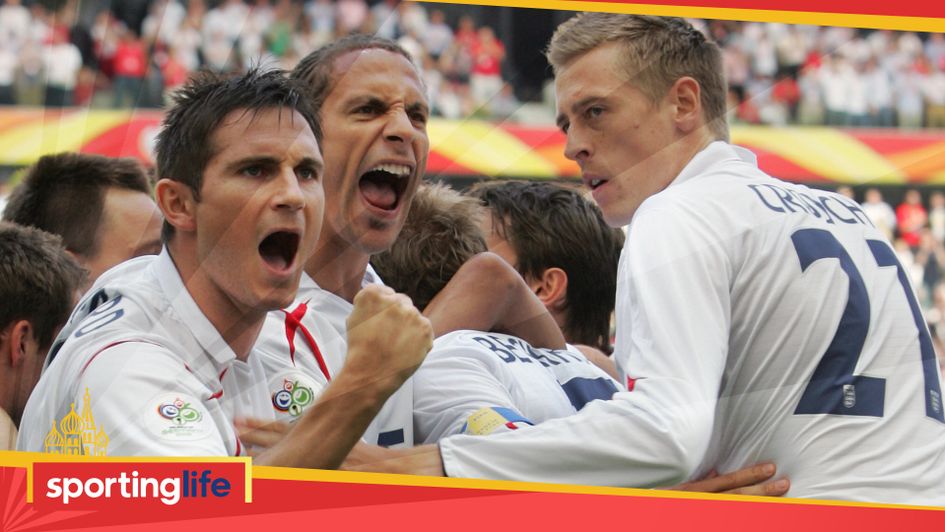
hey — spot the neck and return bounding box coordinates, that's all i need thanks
[0,360,13,425]
[305,230,371,303]
[168,244,265,361]
[667,128,717,186]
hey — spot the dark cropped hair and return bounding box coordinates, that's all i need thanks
[0,222,87,350]
[3,153,150,258]
[291,34,414,116]
[155,68,320,240]
[471,181,624,353]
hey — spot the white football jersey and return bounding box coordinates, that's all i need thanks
[439,142,945,504]
[18,250,289,456]
[414,330,621,443]
[255,269,414,447]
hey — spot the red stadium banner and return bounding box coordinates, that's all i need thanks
[1,109,943,185]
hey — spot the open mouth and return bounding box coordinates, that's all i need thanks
[359,164,412,211]
[258,231,300,272]
[589,178,606,190]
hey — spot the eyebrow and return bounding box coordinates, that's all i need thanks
[556,96,603,129]
[407,100,430,117]
[225,155,324,174]
[346,95,385,108]
[346,94,430,117]
[297,156,324,173]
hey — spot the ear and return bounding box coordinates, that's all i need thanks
[155,178,197,234]
[526,267,568,312]
[668,76,703,135]
[5,320,37,368]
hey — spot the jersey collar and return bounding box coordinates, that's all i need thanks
[668,141,758,189]
[154,248,238,367]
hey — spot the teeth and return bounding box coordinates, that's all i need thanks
[369,164,411,177]
[591,179,603,187]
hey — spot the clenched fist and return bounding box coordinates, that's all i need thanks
[345,284,434,397]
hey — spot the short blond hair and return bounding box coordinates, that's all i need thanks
[372,183,487,311]
[547,13,729,140]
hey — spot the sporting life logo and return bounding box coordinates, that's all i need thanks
[30,459,251,509]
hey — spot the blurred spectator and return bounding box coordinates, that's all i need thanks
[821,56,851,126]
[796,65,824,125]
[915,228,945,306]
[265,0,294,61]
[174,0,204,73]
[240,0,273,67]
[397,1,428,36]
[864,57,895,126]
[895,237,923,288]
[771,71,800,123]
[203,0,248,47]
[160,45,190,104]
[424,9,453,61]
[923,59,945,128]
[305,0,335,41]
[5,2,46,106]
[141,0,186,51]
[930,191,945,244]
[835,185,854,200]
[0,0,29,51]
[43,27,82,107]
[927,33,945,70]
[336,0,367,36]
[490,83,519,119]
[371,0,399,40]
[58,4,96,107]
[896,62,925,129]
[111,27,147,108]
[846,60,869,126]
[397,25,424,66]
[91,10,118,78]
[928,281,945,372]
[898,189,928,249]
[469,26,504,111]
[0,41,13,105]
[862,188,898,242]
[0,180,8,213]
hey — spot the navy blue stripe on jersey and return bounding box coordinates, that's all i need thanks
[377,429,405,447]
[560,377,619,411]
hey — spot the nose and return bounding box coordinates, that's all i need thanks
[272,166,305,211]
[563,128,591,165]
[383,108,417,145]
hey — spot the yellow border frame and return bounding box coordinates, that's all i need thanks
[424,0,945,32]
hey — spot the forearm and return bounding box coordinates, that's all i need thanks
[342,442,445,476]
[426,253,564,349]
[438,378,713,486]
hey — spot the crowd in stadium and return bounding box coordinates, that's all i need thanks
[1,0,945,127]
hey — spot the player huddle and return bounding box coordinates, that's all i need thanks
[2,13,943,505]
